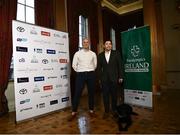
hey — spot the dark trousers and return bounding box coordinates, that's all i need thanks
[72,71,95,112]
[101,81,118,113]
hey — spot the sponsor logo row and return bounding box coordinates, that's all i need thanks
[17,75,68,83]
[125,90,149,102]
[16,47,67,54]
[16,26,67,39]
[16,67,68,73]
[17,57,68,64]
[17,38,66,46]
[19,97,69,112]
[19,83,69,95]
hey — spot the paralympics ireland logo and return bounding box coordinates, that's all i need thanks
[131,45,140,57]
[125,45,149,72]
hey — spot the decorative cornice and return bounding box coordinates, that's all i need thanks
[101,0,143,15]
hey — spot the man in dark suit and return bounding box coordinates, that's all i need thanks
[97,40,123,118]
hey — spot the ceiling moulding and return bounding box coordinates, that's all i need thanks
[101,0,143,15]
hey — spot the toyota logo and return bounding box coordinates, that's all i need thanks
[17,26,25,32]
[19,88,27,94]
[42,59,48,64]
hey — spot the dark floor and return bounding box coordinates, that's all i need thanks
[0,89,180,134]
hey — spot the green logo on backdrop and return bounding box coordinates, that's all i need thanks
[125,45,150,73]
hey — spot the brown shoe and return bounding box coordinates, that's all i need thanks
[67,112,77,121]
[89,110,96,117]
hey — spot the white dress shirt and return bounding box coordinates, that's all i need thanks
[105,50,111,63]
[72,49,97,72]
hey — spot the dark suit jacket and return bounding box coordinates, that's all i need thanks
[97,50,123,82]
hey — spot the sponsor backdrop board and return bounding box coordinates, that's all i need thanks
[12,20,71,122]
[121,26,152,108]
